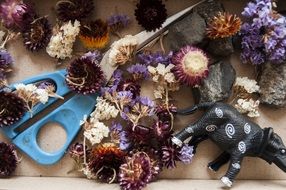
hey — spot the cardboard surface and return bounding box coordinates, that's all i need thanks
[1,0,286,183]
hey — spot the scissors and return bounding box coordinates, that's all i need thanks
[0,0,206,165]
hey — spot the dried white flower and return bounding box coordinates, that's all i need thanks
[90,97,119,121]
[235,77,260,94]
[148,63,176,84]
[235,98,260,117]
[154,86,165,99]
[109,35,138,66]
[83,121,109,145]
[35,89,49,104]
[46,20,81,60]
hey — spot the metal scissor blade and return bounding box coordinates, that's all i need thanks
[100,0,207,81]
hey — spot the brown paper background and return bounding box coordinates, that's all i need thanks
[0,0,286,180]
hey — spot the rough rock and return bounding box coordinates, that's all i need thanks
[259,63,286,107]
[207,37,234,57]
[193,0,224,21]
[197,61,236,103]
[166,12,206,50]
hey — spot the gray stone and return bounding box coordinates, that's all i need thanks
[198,61,236,103]
[166,12,206,50]
[259,63,286,107]
[207,37,234,57]
[193,0,224,21]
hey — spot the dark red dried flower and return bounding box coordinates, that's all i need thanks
[69,142,87,159]
[134,0,167,32]
[119,152,153,190]
[0,91,26,128]
[161,141,181,168]
[117,79,141,99]
[22,17,52,51]
[88,143,125,183]
[0,142,18,177]
[156,104,177,122]
[56,0,94,22]
[66,57,105,94]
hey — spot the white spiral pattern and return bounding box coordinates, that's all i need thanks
[244,123,251,134]
[238,141,246,153]
[215,108,223,118]
[206,125,217,132]
[225,124,235,138]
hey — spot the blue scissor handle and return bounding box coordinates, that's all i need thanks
[12,94,98,165]
[1,70,70,139]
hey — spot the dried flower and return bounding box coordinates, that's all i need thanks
[178,145,194,164]
[127,64,149,81]
[119,152,153,190]
[82,50,102,63]
[0,0,35,30]
[109,35,138,66]
[83,120,109,145]
[172,46,209,86]
[56,0,94,22]
[240,0,286,64]
[117,79,141,99]
[234,77,260,94]
[66,56,105,94]
[22,17,52,51]
[235,98,260,117]
[134,0,167,32]
[69,142,86,159]
[0,50,13,85]
[79,19,109,49]
[138,51,173,66]
[206,12,241,39]
[88,143,125,183]
[0,142,18,177]
[46,20,81,60]
[0,91,26,127]
[89,97,119,121]
[107,14,130,33]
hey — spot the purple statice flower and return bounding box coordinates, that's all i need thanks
[178,145,194,164]
[0,0,35,29]
[127,63,149,80]
[139,96,155,108]
[112,69,123,85]
[0,50,13,69]
[119,131,131,150]
[82,50,102,64]
[107,14,130,32]
[240,0,286,64]
[137,51,173,66]
[117,90,133,102]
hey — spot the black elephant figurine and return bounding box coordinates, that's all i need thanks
[171,102,286,187]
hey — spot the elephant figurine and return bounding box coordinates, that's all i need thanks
[172,102,286,187]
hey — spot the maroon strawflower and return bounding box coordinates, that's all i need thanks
[172,45,209,86]
[0,91,26,128]
[22,17,52,51]
[117,79,141,99]
[134,0,167,31]
[119,152,153,190]
[0,142,18,177]
[66,57,105,94]
[55,0,94,22]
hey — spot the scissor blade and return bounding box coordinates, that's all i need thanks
[100,0,207,81]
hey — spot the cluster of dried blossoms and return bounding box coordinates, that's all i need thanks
[233,77,260,118]
[69,49,194,190]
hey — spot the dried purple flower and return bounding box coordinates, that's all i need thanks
[178,145,194,164]
[119,152,153,190]
[127,64,149,80]
[139,96,155,111]
[107,14,130,33]
[117,79,141,99]
[138,51,173,66]
[66,56,105,94]
[0,142,18,177]
[69,142,86,159]
[240,0,286,64]
[56,0,94,22]
[134,0,167,32]
[0,91,26,128]
[153,121,172,139]
[0,50,13,80]
[82,50,102,63]
[22,17,52,51]
[0,0,35,30]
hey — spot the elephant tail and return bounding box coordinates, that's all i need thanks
[177,102,215,115]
